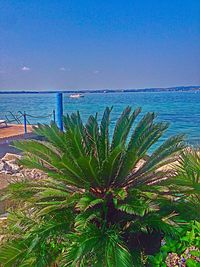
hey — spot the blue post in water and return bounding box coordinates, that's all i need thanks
[23,111,27,134]
[53,109,56,123]
[56,93,63,131]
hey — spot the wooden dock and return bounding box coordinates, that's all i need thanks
[0,124,33,140]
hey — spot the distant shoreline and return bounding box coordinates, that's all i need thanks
[0,85,200,94]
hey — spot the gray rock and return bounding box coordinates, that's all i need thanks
[1,153,21,162]
[0,162,4,171]
[1,161,13,174]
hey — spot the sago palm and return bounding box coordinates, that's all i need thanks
[162,148,200,222]
[0,106,188,266]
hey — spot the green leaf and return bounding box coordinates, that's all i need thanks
[99,106,113,161]
[105,234,133,267]
[0,241,27,267]
[111,106,141,150]
[186,258,200,267]
[76,194,104,211]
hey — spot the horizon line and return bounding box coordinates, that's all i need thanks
[0,85,200,94]
[0,85,200,92]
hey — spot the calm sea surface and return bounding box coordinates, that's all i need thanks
[0,92,200,146]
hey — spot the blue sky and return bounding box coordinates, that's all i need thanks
[0,0,200,91]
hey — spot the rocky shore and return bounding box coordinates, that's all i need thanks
[0,153,47,185]
[0,153,47,214]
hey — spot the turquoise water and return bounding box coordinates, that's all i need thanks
[0,92,200,145]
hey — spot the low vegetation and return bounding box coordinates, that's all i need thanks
[0,107,199,266]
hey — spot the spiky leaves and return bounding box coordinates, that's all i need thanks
[162,148,200,221]
[0,106,191,267]
[59,225,133,267]
[13,106,184,192]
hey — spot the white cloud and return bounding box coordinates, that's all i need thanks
[21,66,30,71]
[59,67,71,71]
[93,70,100,74]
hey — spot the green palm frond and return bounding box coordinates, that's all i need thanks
[114,188,159,217]
[1,106,194,267]
[59,226,133,267]
[0,241,28,267]
[74,210,102,230]
[98,107,112,163]
[76,194,104,211]
[116,199,159,217]
[13,106,185,191]
[111,106,141,149]
[33,123,68,152]
[172,148,200,192]
[105,231,133,267]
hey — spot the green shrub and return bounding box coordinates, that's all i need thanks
[0,107,198,266]
[148,221,200,266]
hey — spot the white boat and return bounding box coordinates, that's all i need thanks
[69,94,84,98]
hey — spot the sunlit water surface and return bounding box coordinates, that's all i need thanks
[0,92,200,146]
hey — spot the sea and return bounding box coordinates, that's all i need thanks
[0,91,200,146]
